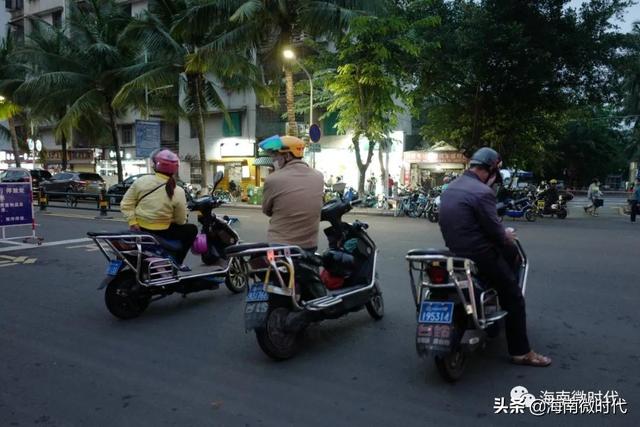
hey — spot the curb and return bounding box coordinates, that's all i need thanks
[225,203,398,217]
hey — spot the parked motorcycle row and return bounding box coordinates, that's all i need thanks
[87,173,534,384]
[498,188,574,221]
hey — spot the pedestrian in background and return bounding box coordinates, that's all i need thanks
[630,178,640,223]
[584,178,603,216]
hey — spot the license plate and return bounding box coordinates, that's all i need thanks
[246,283,268,302]
[537,200,545,208]
[106,260,123,276]
[418,301,454,324]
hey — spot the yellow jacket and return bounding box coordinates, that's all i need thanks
[120,173,188,230]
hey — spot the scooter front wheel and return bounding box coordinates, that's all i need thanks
[434,348,468,382]
[225,257,248,294]
[427,211,439,223]
[525,210,536,222]
[104,274,151,320]
[255,306,300,360]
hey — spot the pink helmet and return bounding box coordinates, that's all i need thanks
[151,149,179,176]
[191,233,208,255]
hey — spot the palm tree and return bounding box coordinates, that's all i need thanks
[12,18,79,170]
[0,34,26,167]
[114,0,260,186]
[15,0,133,182]
[196,0,385,136]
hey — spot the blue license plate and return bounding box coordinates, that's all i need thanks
[418,301,454,324]
[106,260,123,276]
[246,283,268,302]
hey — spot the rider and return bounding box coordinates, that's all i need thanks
[260,135,326,300]
[120,149,197,270]
[438,147,551,367]
[540,179,560,213]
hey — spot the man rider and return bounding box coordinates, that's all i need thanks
[260,135,326,301]
[542,179,560,213]
[438,147,551,367]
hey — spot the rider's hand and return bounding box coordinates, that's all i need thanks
[505,227,517,242]
[129,224,141,232]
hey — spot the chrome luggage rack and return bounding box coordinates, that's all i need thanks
[89,233,232,287]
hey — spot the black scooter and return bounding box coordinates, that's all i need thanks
[225,198,384,360]
[88,171,248,319]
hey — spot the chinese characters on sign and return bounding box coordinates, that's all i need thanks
[493,386,628,416]
[0,183,33,227]
[405,151,468,164]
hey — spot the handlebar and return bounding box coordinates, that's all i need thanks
[349,199,362,207]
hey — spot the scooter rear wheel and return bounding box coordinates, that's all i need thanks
[365,281,384,320]
[255,306,300,360]
[427,211,439,223]
[525,210,536,222]
[105,274,151,320]
[557,208,568,219]
[434,348,468,382]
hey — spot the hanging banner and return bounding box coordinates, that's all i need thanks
[135,120,161,158]
[0,182,33,227]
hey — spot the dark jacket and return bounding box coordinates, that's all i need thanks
[439,170,506,255]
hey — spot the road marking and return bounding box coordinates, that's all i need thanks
[0,238,91,253]
[66,244,99,252]
[0,254,37,266]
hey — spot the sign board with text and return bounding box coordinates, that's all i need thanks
[0,182,33,227]
[135,120,162,158]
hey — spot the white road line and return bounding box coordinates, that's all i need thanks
[0,237,91,253]
[0,263,18,267]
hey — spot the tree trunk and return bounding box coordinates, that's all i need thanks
[107,105,124,183]
[7,116,21,167]
[60,133,68,171]
[285,66,297,136]
[353,133,375,195]
[378,144,388,196]
[192,74,209,187]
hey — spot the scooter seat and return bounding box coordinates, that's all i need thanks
[407,248,454,257]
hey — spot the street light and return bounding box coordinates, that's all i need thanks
[283,48,314,167]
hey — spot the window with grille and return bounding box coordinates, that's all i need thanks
[122,125,133,146]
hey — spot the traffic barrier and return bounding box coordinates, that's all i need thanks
[38,188,48,211]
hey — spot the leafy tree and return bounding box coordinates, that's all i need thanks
[114,0,260,186]
[413,0,631,169]
[326,8,425,194]
[15,0,133,182]
[198,0,385,137]
[0,34,26,167]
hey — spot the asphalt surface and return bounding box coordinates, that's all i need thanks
[0,206,638,426]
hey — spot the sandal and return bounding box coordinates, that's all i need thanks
[511,351,552,367]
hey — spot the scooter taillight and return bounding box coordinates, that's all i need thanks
[427,266,449,284]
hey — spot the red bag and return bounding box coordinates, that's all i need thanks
[320,269,345,290]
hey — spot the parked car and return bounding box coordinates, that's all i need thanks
[0,167,31,183]
[41,172,105,199]
[107,173,191,205]
[29,169,52,189]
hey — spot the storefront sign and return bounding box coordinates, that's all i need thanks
[220,139,254,157]
[45,150,94,162]
[405,151,467,164]
[135,120,161,158]
[0,183,33,227]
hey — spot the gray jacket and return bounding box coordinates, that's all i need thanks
[438,170,506,255]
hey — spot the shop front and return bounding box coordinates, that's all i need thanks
[403,143,468,189]
[44,149,96,173]
[211,138,258,198]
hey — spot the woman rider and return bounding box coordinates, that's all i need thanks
[120,149,197,270]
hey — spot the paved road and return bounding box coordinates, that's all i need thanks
[1,207,638,426]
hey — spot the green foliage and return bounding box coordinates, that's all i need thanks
[413,0,631,171]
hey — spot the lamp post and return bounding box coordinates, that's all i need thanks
[283,48,315,168]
